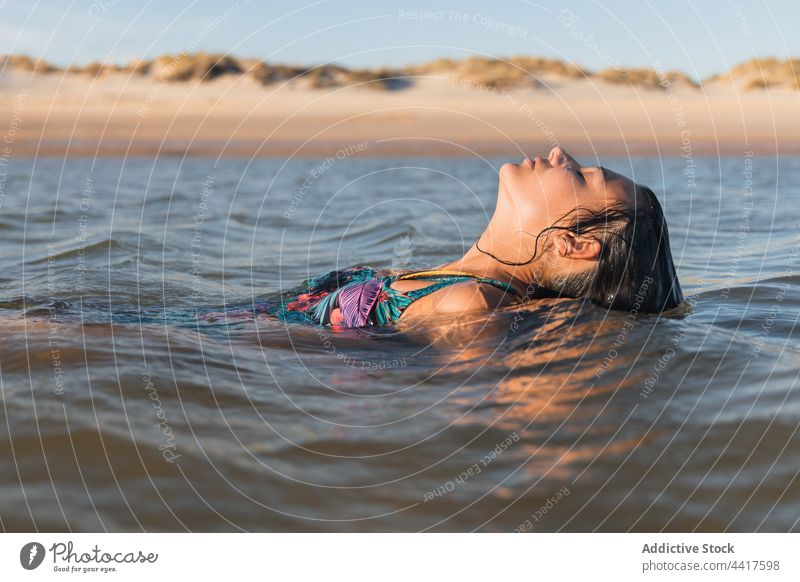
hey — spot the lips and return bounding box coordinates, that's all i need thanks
[525,158,535,169]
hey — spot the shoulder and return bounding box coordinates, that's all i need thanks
[428,280,516,315]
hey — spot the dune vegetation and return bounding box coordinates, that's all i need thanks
[705,57,800,90]
[2,53,798,92]
[594,67,699,89]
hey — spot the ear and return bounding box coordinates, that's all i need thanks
[555,232,601,261]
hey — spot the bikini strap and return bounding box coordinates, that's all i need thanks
[398,269,484,280]
[396,270,522,300]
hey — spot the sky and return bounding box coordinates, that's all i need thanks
[0,0,797,80]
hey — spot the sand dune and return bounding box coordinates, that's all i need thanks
[0,53,797,157]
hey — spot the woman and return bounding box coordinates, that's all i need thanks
[264,146,684,328]
[6,146,683,334]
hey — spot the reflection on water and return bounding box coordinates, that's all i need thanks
[0,155,798,532]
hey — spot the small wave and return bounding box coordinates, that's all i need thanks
[0,295,41,310]
[25,236,126,265]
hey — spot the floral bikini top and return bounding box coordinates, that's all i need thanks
[280,266,523,328]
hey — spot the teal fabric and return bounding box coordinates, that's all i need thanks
[275,267,522,328]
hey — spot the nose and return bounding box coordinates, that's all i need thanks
[548,145,565,163]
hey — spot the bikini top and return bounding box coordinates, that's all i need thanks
[299,268,523,328]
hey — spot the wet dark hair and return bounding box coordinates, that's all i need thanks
[478,185,684,313]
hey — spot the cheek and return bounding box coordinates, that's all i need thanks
[538,175,583,220]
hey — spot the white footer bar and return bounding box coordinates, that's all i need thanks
[1,533,796,581]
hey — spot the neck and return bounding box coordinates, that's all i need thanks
[435,241,545,298]
[433,183,551,297]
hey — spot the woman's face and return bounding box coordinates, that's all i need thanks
[498,146,638,235]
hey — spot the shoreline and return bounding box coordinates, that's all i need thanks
[7,138,793,158]
[2,72,797,159]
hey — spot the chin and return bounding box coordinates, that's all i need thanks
[498,161,518,182]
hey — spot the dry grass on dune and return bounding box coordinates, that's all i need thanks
[405,56,541,89]
[125,59,152,75]
[151,52,243,81]
[244,60,401,90]
[64,59,151,77]
[66,61,118,76]
[3,52,799,92]
[509,56,587,79]
[595,67,699,90]
[707,57,800,90]
[404,55,586,89]
[1,54,57,74]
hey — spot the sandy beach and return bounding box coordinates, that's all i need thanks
[1,56,798,158]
